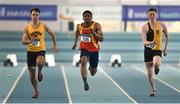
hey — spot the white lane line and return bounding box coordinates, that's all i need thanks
[99,66,138,104]
[165,64,180,73]
[131,64,180,93]
[60,65,72,104]
[2,65,27,104]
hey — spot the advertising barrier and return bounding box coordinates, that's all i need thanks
[0,4,57,20]
[122,5,180,21]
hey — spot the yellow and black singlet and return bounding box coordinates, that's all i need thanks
[27,22,46,52]
[145,21,162,50]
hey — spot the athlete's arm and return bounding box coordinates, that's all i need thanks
[141,24,155,46]
[162,22,169,56]
[72,24,80,50]
[22,25,31,45]
[45,24,59,52]
[93,23,104,42]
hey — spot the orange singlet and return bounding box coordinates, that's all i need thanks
[79,21,99,52]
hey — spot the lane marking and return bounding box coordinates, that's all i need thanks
[60,65,72,104]
[2,65,26,104]
[165,64,180,73]
[99,66,138,104]
[131,64,180,93]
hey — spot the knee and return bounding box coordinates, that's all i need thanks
[30,74,36,80]
[28,67,36,80]
[147,71,153,77]
[36,56,45,66]
[153,57,161,67]
[81,59,87,66]
[37,61,44,67]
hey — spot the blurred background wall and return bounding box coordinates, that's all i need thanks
[1,0,180,32]
[1,0,180,64]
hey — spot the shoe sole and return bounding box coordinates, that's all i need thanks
[150,90,157,97]
[84,83,89,91]
[38,73,43,82]
[155,67,159,75]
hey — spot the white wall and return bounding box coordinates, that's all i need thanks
[1,0,180,32]
[62,6,121,20]
[0,2,122,32]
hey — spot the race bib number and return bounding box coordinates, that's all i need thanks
[81,35,91,42]
[31,39,40,47]
[145,44,156,48]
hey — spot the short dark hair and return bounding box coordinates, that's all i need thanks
[148,8,157,13]
[30,8,40,14]
[82,10,92,16]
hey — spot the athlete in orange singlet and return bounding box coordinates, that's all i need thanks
[72,10,103,91]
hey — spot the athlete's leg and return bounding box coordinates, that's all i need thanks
[145,62,156,96]
[80,49,90,91]
[36,55,45,82]
[27,51,39,98]
[89,51,98,76]
[81,56,88,80]
[28,66,39,98]
[80,56,89,91]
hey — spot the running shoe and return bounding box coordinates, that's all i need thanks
[154,67,159,75]
[38,72,43,82]
[32,91,39,99]
[84,83,89,91]
[150,90,156,97]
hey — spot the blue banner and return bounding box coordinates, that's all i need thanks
[0,4,57,20]
[122,5,180,21]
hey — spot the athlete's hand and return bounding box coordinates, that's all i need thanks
[163,49,167,56]
[52,45,59,53]
[90,28,96,36]
[79,34,83,36]
[30,37,35,44]
[150,40,156,45]
[22,39,31,45]
[72,44,77,50]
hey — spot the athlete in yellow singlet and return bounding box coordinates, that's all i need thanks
[22,8,59,99]
[141,8,169,96]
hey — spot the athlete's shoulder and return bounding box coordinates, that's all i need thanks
[158,21,165,26]
[142,22,148,29]
[40,21,44,24]
[142,22,149,33]
[25,22,32,30]
[39,21,45,26]
[76,22,83,27]
[76,23,82,29]
[92,21,98,25]
[159,21,167,30]
[92,21,101,28]
[26,22,32,26]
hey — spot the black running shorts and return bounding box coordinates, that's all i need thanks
[144,48,162,62]
[27,51,45,67]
